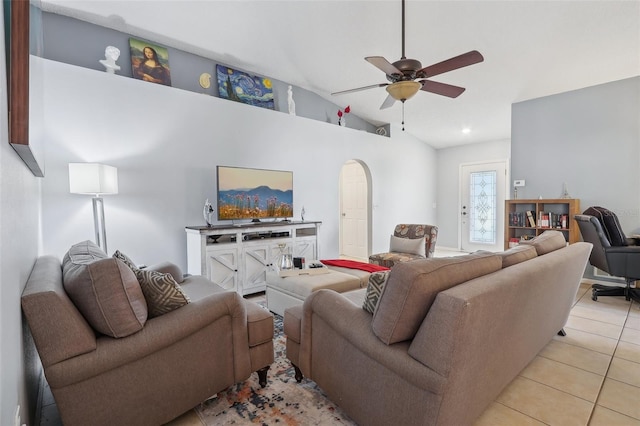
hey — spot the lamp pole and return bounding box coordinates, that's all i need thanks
[92,195,108,253]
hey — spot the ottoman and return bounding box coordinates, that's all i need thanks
[266,269,364,316]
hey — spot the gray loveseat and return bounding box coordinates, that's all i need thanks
[21,241,274,426]
[285,231,592,426]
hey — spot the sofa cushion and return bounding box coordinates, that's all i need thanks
[369,252,426,268]
[520,230,567,255]
[496,245,538,268]
[363,270,390,314]
[62,240,148,338]
[390,235,426,257]
[135,268,190,318]
[372,251,502,345]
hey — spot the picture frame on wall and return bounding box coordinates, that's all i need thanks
[4,0,45,177]
[129,38,172,86]
[216,65,275,110]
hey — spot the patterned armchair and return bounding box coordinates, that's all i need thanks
[369,224,438,268]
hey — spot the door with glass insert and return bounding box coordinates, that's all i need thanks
[460,162,507,252]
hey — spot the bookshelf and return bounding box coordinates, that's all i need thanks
[504,199,581,249]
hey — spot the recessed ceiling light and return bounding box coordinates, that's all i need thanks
[462,127,471,134]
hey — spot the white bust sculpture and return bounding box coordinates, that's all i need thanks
[287,85,296,116]
[99,45,121,74]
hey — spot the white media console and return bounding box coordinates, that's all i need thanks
[185,221,321,295]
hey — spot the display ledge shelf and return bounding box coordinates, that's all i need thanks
[38,10,389,136]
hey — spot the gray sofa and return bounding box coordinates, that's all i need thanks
[285,231,592,426]
[21,241,274,426]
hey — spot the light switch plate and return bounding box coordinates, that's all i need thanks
[513,180,525,187]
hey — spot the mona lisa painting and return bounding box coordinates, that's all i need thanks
[129,38,172,86]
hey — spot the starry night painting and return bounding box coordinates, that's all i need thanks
[216,65,275,110]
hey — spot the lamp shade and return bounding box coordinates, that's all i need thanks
[386,81,421,101]
[69,163,118,195]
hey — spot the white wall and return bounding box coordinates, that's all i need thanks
[436,139,511,248]
[0,17,43,426]
[36,58,437,267]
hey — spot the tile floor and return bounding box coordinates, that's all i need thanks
[39,279,640,426]
[475,280,640,425]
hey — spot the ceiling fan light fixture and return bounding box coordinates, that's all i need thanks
[386,81,421,101]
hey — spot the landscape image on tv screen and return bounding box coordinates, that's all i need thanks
[217,166,293,220]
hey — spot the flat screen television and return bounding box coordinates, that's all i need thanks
[217,166,293,221]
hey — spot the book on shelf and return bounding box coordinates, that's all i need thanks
[509,211,536,228]
[536,212,568,229]
[538,211,550,228]
[526,210,536,227]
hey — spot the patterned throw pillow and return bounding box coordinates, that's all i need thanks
[363,270,390,314]
[113,250,139,271]
[135,269,190,318]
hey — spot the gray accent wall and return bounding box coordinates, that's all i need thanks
[512,76,640,234]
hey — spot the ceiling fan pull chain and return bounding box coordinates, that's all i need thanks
[402,101,406,131]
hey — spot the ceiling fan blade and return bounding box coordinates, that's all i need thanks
[418,50,484,78]
[380,94,396,110]
[332,83,389,96]
[420,80,466,98]
[365,56,402,76]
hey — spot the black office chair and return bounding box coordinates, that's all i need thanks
[575,208,640,303]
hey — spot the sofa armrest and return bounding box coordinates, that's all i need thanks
[299,289,446,393]
[146,261,184,283]
[46,290,251,388]
[21,256,97,366]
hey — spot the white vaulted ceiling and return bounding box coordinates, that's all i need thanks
[39,0,640,148]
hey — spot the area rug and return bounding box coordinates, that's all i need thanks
[195,310,357,425]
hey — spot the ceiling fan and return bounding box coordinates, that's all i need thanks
[332,0,484,116]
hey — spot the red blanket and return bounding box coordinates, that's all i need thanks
[320,259,390,273]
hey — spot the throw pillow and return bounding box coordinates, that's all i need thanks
[520,230,567,256]
[135,268,190,318]
[497,245,538,268]
[63,240,148,338]
[113,250,139,271]
[363,270,390,314]
[389,235,426,257]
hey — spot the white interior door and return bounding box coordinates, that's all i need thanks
[339,160,368,260]
[460,161,508,252]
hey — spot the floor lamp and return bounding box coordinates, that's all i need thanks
[69,163,119,254]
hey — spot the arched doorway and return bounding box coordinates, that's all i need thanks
[339,160,371,260]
